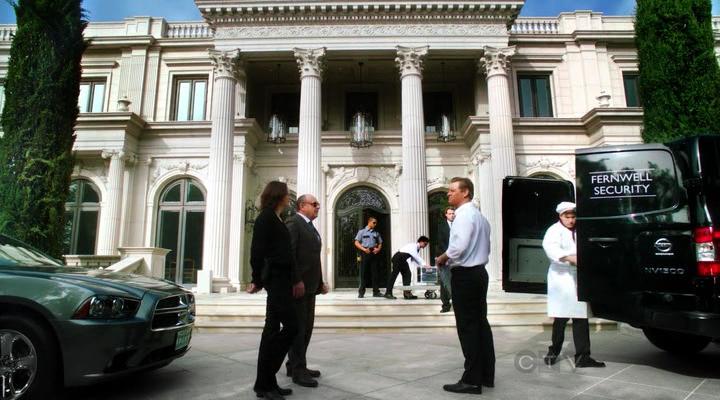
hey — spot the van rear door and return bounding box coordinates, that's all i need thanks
[575,144,692,323]
[502,177,575,294]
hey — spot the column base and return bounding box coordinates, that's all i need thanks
[212,277,238,294]
[196,269,213,294]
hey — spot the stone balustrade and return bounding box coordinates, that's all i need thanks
[166,22,213,39]
[511,18,559,34]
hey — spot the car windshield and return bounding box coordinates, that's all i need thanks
[0,236,63,267]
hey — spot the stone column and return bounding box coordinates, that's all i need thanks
[294,47,325,206]
[475,152,501,281]
[396,46,430,247]
[199,49,241,294]
[97,150,127,255]
[235,61,247,118]
[479,46,516,282]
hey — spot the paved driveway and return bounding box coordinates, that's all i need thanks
[66,327,720,400]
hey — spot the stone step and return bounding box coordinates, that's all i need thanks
[196,302,548,314]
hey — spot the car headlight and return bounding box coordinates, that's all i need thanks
[73,295,141,319]
[187,293,196,316]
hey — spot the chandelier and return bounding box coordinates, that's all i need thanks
[349,111,374,148]
[436,113,456,143]
[267,114,287,144]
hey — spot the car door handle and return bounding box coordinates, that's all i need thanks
[588,237,619,248]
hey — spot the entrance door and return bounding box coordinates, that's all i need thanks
[428,191,449,265]
[334,186,391,288]
[502,176,575,294]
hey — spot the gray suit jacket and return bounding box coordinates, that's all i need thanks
[286,213,324,295]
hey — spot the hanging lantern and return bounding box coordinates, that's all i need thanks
[436,113,456,143]
[267,114,287,144]
[349,111,374,148]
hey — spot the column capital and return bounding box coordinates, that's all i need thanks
[294,47,326,79]
[395,45,429,78]
[479,46,516,78]
[209,49,243,80]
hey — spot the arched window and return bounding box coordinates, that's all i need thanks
[64,179,101,255]
[156,178,205,285]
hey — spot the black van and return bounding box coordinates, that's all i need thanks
[502,135,720,353]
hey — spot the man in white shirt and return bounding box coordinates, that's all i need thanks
[384,236,430,300]
[435,177,494,395]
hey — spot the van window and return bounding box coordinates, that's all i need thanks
[576,149,680,218]
[699,138,720,222]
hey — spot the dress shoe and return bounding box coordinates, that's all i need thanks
[293,374,319,388]
[575,356,606,368]
[358,293,364,298]
[443,381,482,394]
[372,292,383,297]
[306,368,321,378]
[440,305,452,313]
[544,351,559,366]
[275,387,293,396]
[384,293,397,299]
[255,390,286,399]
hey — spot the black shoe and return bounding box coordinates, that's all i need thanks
[293,374,319,388]
[372,292,383,297]
[275,387,292,396]
[443,381,482,394]
[358,293,364,298]
[544,352,559,366]
[255,390,286,399]
[384,293,397,299]
[306,368,321,378]
[440,305,451,313]
[575,356,606,368]
[403,295,418,300]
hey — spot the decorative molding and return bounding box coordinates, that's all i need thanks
[471,152,492,166]
[294,47,326,79]
[209,49,242,80]
[215,24,506,40]
[150,159,209,186]
[479,46,516,77]
[518,157,568,170]
[326,165,401,198]
[395,45,429,78]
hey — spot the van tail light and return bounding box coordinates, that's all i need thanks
[694,226,720,277]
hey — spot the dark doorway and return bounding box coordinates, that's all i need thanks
[427,191,449,266]
[334,186,391,288]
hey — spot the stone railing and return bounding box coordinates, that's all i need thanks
[0,25,16,41]
[510,18,560,34]
[64,254,121,268]
[166,22,213,39]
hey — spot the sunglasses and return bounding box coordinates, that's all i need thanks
[303,202,321,208]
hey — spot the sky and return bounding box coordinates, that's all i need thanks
[0,0,720,24]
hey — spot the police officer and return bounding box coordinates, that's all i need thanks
[354,216,383,298]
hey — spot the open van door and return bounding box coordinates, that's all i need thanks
[502,177,575,294]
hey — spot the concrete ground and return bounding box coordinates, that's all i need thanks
[65,327,720,400]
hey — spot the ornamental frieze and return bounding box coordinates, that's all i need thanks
[215,23,506,40]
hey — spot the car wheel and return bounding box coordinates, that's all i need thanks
[0,315,59,400]
[642,327,712,354]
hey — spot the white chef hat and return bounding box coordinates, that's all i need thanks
[555,201,576,215]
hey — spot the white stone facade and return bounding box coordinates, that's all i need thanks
[2,3,715,292]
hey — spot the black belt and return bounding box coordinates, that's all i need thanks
[451,264,485,270]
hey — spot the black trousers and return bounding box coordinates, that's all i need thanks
[254,279,299,393]
[439,266,452,308]
[451,266,495,386]
[386,252,412,295]
[286,294,317,374]
[359,252,381,294]
[549,318,590,358]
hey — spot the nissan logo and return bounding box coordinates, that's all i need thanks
[654,238,673,253]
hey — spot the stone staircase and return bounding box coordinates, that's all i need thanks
[194,288,616,333]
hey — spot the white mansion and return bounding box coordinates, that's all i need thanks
[1,0,711,293]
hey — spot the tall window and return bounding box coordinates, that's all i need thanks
[517,74,553,117]
[623,73,642,107]
[270,92,300,134]
[64,179,101,255]
[172,77,207,121]
[345,92,378,130]
[156,178,205,284]
[423,92,454,133]
[78,80,106,113]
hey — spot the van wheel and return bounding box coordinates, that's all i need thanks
[642,327,712,354]
[0,314,59,400]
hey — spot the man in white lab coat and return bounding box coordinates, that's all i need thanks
[542,201,605,368]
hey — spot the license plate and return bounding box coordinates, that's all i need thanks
[175,327,192,351]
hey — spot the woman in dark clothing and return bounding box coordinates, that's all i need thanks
[247,181,303,400]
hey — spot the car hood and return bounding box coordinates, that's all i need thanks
[0,265,186,298]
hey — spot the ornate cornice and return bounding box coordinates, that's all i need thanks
[479,45,515,77]
[209,49,242,80]
[216,23,506,40]
[395,45,429,78]
[294,47,326,78]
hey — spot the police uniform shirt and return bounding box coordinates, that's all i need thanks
[446,202,491,268]
[398,242,425,266]
[355,227,383,248]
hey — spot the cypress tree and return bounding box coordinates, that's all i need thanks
[635,0,720,142]
[0,0,86,257]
